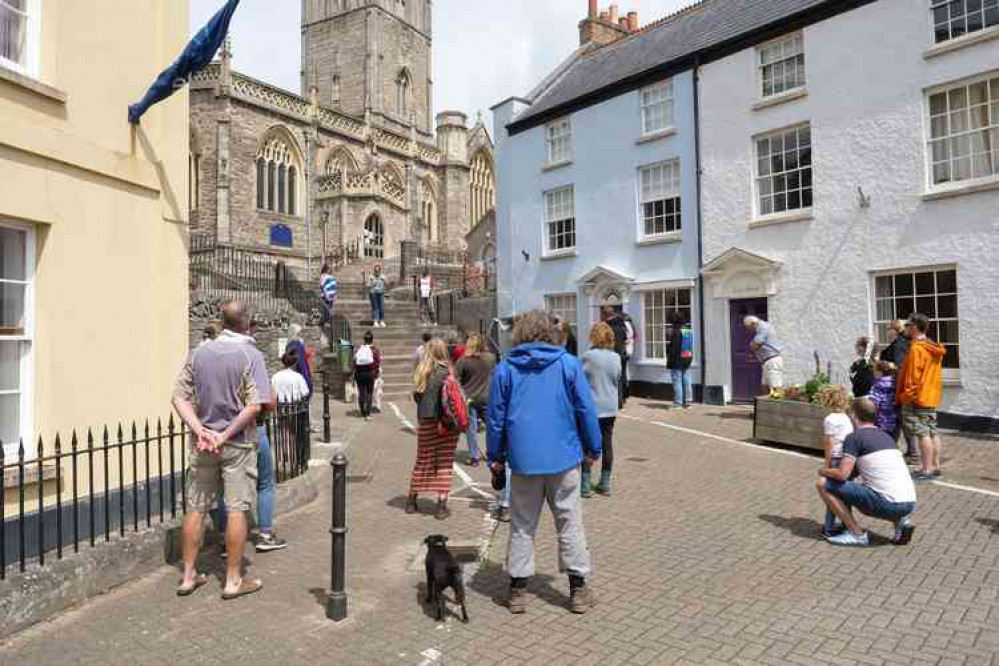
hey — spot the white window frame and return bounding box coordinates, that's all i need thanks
[545,117,572,167]
[640,287,694,363]
[925,72,999,192]
[542,185,576,256]
[931,0,999,45]
[754,123,814,219]
[0,219,35,458]
[757,32,806,100]
[640,80,674,137]
[870,265,960,381]
[0,0,40,78]
[638,160,682,240]
[544,293,577,333]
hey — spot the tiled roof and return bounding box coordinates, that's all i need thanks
[511,0,869,131]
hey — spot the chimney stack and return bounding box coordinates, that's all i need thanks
[628,11,639,31]
[608,4,619,25]
[588,0,598,19]
[581,3,634,46]
[619,17,630,30]
[599,10,609,21]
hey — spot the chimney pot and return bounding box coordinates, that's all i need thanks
[608,4,619,24]
[618,17,629,29]
[628,11,639,31]
[588,0,598,19]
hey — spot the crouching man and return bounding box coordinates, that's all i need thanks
[816,397,917,547]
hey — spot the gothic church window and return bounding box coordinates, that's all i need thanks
[469,150,495,227]
[256,133,301,216]
[396,69,411,117]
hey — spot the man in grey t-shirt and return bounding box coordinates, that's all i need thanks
[172,300,272,600]
[744,316,784,392]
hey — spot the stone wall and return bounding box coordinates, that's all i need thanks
[189,317,329,379]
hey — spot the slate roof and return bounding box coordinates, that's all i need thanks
[510,0,874,132]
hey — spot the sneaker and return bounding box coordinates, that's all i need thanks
[469,458,481,468]
[255,533,288,553]
[913,470,935,483]
[931,469,942,478]
[826,531,870,547]
[568,585,593,614]
[507,587,527,614]
[493,507,511,523]
[893,517,916,545]
[821,525,846,538]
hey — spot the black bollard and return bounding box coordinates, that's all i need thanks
[322,370,332,444]
[327,452,348,621]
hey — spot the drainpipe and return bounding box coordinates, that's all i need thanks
[693,55,708,404]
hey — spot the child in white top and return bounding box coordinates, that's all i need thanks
[817,384,853,536]
[272,350,310,403]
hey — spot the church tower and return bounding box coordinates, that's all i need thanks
[301,0,434,139]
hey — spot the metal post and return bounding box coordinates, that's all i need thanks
[322,370,331,444]
[327,452,348,621]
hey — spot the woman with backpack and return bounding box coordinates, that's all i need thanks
[408,338,462,520]
[666,311,694,409]
[354,330,381,421]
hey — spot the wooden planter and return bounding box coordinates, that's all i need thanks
[753,397,831,451]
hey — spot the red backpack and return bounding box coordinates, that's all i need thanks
[438,373,469,436]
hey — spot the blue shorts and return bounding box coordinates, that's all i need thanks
[826,480,915,522]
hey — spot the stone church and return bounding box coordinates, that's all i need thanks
[189,0,495,277]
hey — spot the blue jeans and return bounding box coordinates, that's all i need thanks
[218,425,276,533]
[466,402,486,462]
[369,292,385,322]
[826,479,916,523]
[671,368,692,407]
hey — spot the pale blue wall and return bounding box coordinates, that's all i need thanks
[494,70,701,385]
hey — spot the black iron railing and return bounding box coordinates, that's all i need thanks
[0,400,310,579]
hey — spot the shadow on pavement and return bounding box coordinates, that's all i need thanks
[975,517,999,534]
[467,559,566,613]
[704,411,754,421]
[308,587,328,610]
[758,514,825,541]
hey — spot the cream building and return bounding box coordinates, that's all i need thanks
[0,0,190,461]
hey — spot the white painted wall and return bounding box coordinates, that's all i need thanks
[699,0,999,417]
[494,71,703,386]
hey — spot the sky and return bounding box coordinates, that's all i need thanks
[190,0,692,128]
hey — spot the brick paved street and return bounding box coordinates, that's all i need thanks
[2,400,998,665]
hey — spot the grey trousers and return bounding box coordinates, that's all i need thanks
[507,467,591,579]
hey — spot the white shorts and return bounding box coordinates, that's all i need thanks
[762,356,785,389]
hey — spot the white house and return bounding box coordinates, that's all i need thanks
[492,2,704,398]
[698,0,999,425]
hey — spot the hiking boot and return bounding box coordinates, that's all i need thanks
[255,533,288,553]
[405,494,418,514]
[568,584,593,614]
[507,587,528,614]
[580,473,594,498]
[434,498,450,521]
[595,471,612,496]
[826,531,870,547]
[893,516,916,545]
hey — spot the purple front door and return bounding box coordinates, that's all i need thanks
[730,298,768,403]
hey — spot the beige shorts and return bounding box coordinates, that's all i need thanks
[762,356,785,389]
[186,440,258,513]
[902,405,938,439]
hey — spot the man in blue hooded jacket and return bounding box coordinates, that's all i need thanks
[487,310,603,615]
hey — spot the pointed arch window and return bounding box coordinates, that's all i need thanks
[364,215,385,259]
[396,70,411,117]
[256,133,301,216]
[469,150,495,227]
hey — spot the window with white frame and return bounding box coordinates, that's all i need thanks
[931,0,999,44]
[1,223,33,455]
[544,293,577,332]
[643,288,692,360]
[756,124,813,217]
[0,0,37,76]
[545,118,572,165]
[640,80,674,135]
[640,161,682,237]
[758,33,805,99]
[927,75,998,187]
[543,186,575,253]
[873,267,960,370]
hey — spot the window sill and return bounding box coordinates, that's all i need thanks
[752,88,808,112]
[256,209,302,220]
[637,232,682,246]
[540,250,577,262]
[748,210,813,229]
[922,178,999,201]
[542,160,573,172]
[635,359,700,370]
[636,127,677,145]
[943,377,963,388]
[924,26,999,59]
[0,64,67,104]
[3,460,59,487]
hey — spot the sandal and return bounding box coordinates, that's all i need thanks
[221,578,263,601]
[435,499,450,521]
[405,494,418,514]
[176,573,209,597]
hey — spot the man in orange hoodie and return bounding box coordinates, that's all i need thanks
[895,313,947,482]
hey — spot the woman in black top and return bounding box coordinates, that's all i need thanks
[849,336,875,397]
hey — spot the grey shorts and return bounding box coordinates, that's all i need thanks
[186,440,258,513]
[902,405,938,439]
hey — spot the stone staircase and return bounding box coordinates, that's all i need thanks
[331,281,458,400]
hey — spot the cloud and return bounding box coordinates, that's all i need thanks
[190,0,693,127]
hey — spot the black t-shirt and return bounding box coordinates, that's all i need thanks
[850,359,875,396]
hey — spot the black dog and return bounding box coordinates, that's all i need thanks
[424,534,469,623]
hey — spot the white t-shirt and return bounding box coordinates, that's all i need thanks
[823,412,854,461]
[271,368,310,403]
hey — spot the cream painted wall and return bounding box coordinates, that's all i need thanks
[0,0,190,444]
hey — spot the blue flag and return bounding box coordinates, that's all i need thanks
[128,0,241,124]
